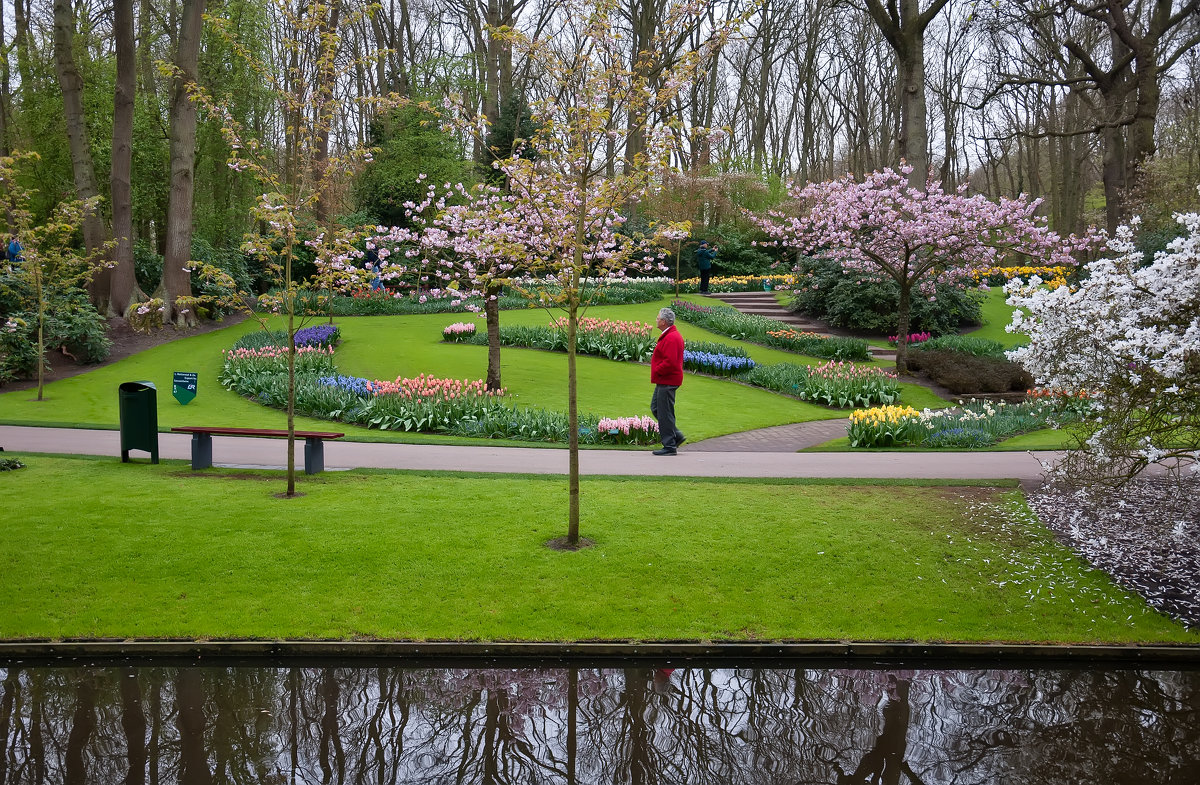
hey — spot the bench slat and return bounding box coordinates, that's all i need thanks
[171,426,344,439]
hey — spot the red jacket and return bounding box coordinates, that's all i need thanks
[651,324,684,386]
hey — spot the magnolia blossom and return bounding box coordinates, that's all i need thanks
[1007,210,1200,485]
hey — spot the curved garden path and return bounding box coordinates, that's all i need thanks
[688,292,916,451]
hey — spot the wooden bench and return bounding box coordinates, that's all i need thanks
[170,426,345,474]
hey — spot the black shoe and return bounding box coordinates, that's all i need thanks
[652,448,677,456]
[677,435,686,447]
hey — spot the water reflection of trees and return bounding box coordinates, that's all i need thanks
[0,664,1196,783]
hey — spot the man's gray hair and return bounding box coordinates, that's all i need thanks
[657,307,676,325]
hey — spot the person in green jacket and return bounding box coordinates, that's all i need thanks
[695,240,717,294]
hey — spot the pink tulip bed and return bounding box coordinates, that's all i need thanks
[220,330,659,445]
[453,317,657,362]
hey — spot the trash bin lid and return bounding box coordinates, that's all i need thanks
[119,380,157,392]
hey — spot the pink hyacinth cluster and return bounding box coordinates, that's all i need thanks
[443,322,477,336]
[551,317,653,338]
[808,361,896,382]
[365,373,505,400]
[223,345,334,361]
[597,416,659,435]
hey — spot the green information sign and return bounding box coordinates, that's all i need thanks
[172,371,198,405]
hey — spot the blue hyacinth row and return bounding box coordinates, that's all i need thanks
[317,375,372,396]
[683,350,756,375]
[294,324,341,348]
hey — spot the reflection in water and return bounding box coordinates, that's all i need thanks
[0,664,1196,784]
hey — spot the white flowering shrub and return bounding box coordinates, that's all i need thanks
[1007,212,1200,487]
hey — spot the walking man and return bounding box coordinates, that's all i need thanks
[650,306,685,455]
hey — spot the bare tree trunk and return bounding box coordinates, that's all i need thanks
[111,0,143,316]
[14,0,33,104]
[161,0,206,326]
[863,0,950,189]
[176,669,214,785]
[64,676,98,785]
[53,0,111,312]
[120,667,148,785]
[0,0,10,157]
[484,282,502,391]
[624,0,661,171]
[0,668,17,785]
[895,281,913,375]
[312,0,343,224]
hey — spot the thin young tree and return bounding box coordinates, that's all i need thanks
[418,0,739,546]
[196,0,380,497]
[0,152,109,401]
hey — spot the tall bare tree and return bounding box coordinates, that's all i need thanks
[161,0,207,326]
[109,0,142,316]
[862,0,952,187]
[52,0,111,311]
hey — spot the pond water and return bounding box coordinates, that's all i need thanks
[0,661,1196,784]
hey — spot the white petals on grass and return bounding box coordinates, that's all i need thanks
[1026,479,1200,629]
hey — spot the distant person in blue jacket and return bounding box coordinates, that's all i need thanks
[695,240,717,294]
[7,236,21,264]
[364,246,383,291]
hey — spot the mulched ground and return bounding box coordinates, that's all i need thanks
[2,314,248,394]
[1026,479,1200,630]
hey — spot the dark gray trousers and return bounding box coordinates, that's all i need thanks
[651,384,684,448]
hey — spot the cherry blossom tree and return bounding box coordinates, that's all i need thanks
[752,167,1098,373]
[1007,214,1200,489]
[195,0,382,497]
[373,0,736,547]
[369,178,535,393]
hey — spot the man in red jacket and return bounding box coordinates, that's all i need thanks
[650,306,686,455]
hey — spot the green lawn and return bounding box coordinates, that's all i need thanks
[2,453,1193,644]
[0,299,942,442]
[967,287,1029,347]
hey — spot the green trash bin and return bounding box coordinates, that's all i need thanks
[119,381,159,464]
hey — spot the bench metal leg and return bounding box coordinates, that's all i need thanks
[304,437,324,474]
[191,433,213,470]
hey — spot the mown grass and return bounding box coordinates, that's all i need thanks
[2,453,1193,644]
[0,299,941,442]
[968,287,1029,348]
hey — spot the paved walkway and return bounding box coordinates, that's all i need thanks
[692,418,850,451]
[0,425,1057,481]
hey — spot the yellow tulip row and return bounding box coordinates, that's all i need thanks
[847,404,920,425]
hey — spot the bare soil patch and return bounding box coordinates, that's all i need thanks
[2,313,249,394]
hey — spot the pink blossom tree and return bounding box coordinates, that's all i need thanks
[752,167,1099,373]
[369,179,538,393]
[373,0,735,546]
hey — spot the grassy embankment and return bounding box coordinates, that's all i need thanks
[2,453,1194,644]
